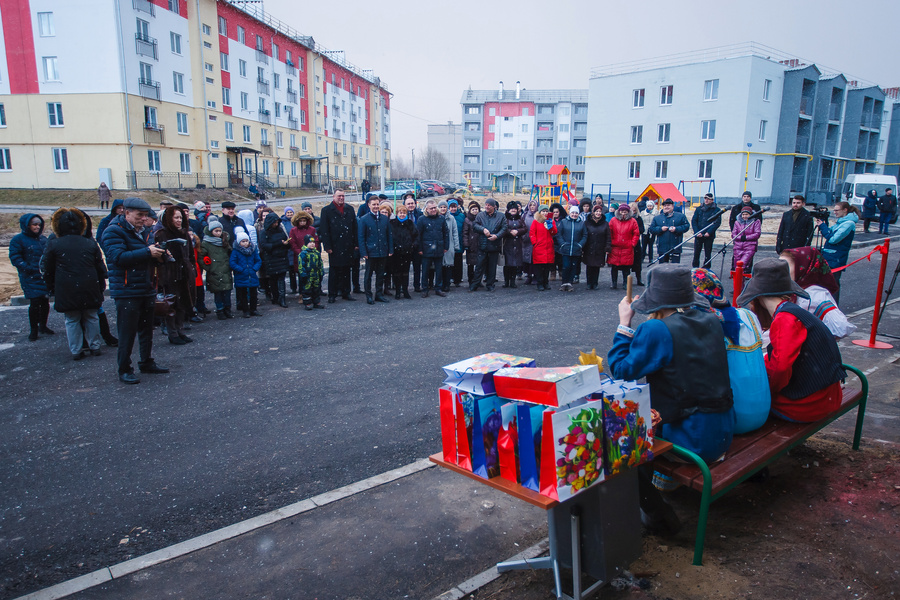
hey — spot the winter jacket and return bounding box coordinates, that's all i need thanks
[649,211,690,257]
[729,201,761,231]
[154,223,196,310]
[258,213,290,276]
[288,211,319,261]
[318,201,359,267]
[522,201,539,262]
[358,211,394,258]
[9,213,49,298]
[199,228,234,292]
[416,213,450,258]
[95,199,124,243]
[41,209,107,312]
[608,216,640,266]
[218,213,247,248]
[878,193,898,215]
[502,214,528,268]
[775,207,814,254]
[818,212,859,269]
[582,216,611,268]
[100,214,157,299]
[639,206,658,232]
[443,212,460,267]
[691,203,722,236]
[732,217,762,267]
[862,191,879,219]
[229,243,262,288]
[237,210,258,247]
[389,218,418,257]
[299,247,324,292]
[462,214,481,261]
[529,213,557,264]
[472,210,508,252]
[555,216,588,257]
[452,210,466,254]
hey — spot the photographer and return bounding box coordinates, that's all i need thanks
[101,197,170,384]
[815,201,860,303]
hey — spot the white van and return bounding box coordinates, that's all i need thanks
[840,174,898,208]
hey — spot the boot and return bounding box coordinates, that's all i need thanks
[395,289,402,300]
[366,293,375,305]
[402,285,412,300]
[216,310,227,320]
[224,307,235,319]
[289,271,298,295]
[524,274,533,285]
[277,279,288,307]
[99,311,118,346]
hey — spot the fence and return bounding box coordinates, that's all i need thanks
[128,171,338,193]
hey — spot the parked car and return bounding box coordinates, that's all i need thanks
[422,180,446,195]
[381,183,416,200]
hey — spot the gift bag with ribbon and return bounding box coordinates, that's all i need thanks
[538,399,606,501]
[599,380,654,477]
[442,353,536,396]
[494,365,603,407]
[498,403,520,483]
[516,403,550,492]
[439,386,459,465]
[471,395,505,479]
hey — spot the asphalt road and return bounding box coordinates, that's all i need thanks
[1,241,897,599]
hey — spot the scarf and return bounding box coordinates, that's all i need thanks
[783,247,839,295]
[204,232,224,246]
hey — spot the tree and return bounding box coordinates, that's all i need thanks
[391,156,414,180]
[418,147,450,180]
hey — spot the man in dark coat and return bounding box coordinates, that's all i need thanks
[691,193,722,268]
[101,197,169,384]
[218,201,246,248]
[728,191,761,231]
[650,199,690,263]
[318,189,359,303]
[416,199,449,297]
[878,188,897,235]
[358,195,394,303]
[469,198,508,291]
[775,195,814,254]
[404,193,424,292]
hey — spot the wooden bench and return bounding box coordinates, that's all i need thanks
[652,364,868,566]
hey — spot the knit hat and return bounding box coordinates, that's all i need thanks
[437,200,448,209]
[235,230,250,244]
[736,258,809,307]
[617,204,631,213]
[379,202,393,215]
[303,234,316,245]
[691,268,730,309]
[448,198,459,206]
[194,201,206,211]
[538,204,549,212]
[256,200,267,208]
[207,219,223,231]
[301,202,313,210]
[646,200,655,209]
[284,206,294,215]
[631,264,709,314]
[507,200,521,211]
[740,205,754,215]
[468,200,481,211]
[742,191,752,198]
[485,198,499,208]
[568,205,580,216]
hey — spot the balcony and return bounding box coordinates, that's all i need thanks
[133,0,154,16]
[795,135,809,153]
[138,77,160,100]
[258,109,271,124]
[799,96,814,117]
[290,146,300,159]
[260,142,273,156]
[352,156,359,165]
[349,113,357,123]
[333,147,340,156]
[256,49,268,64]
[135,33,158,60]
[257,78,270,96]
[331,106,340,118]
[286,90,297,104]
[143,122,165,144]
[828,104,841,122]
[287,117,298,130]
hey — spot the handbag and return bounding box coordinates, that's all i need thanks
[154,293,176,317]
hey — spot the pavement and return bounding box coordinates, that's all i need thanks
[7,285,900,600]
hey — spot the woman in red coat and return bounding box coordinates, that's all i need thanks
[607,204,640,289]
[529,205,557,291]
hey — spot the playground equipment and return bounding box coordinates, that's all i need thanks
[678,179,717,207]
[530,165,578,205]
[637,182,691,211]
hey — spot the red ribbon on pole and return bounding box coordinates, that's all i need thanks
[852,239,893,350]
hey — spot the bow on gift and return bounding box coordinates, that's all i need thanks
[578,348,603,375]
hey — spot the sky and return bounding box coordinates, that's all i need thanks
[262,0,900,164]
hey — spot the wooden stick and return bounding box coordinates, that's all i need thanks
[626,274,634,303]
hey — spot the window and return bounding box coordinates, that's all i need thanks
[465,106,480,114]
[503,133,513,138]
[52,148,68,171]
[261,129,268,145]
[275,102,280,117]
[47,102,63,127]
[464,138,479,147]
[521,123,529,133]
[173,72,184,93]
[754,159,763,180]
[243,124,251,143]
[299,83,306,98]
[522,107,529,116]
[170,32,182,54]
[272,43,279,61]
[144,105,157,128]
[0,105,5,127]
[176,112,188,134]
[179,152,191,173]
[276,131,283,147]
[758,120,767,141]
[148,150,160,172]
[558,124,570,133]
[277,160,284,176]
[660,85,673,105]
[699,159,713,178]
[520,157,527,166]
[220,52,229,71]
[42,57,59,81]
[488,124,495,133]
[237,26,245,44]
[573,139,585,148]
[136,18,150,40]
[204,62,213,73]
[273,73,280,90]
[168,0,179,12]
[559,106,570,116]
[658,123,670,143]
[38,12,54,36]
[240,92,248,110]
[0,146,11,172]
[342,143,347,156]
[259,97,267,113]
[255,35,263,51]
[202,24,211,36]
[486,157,495,165]
[207,100,215,109]
[655,161,668,179]
[703,79,719,101]
[489,107,495,116]
[291,162,297,177]
[633,88,644,108]
[630,125,642,144]
[558,140,569,150]
[222,87,230,106]
[301,136,307,151]
[628,161,641,179]
[763,79,772,101]
[225,121,234,141]
[701,120,716,140]
[218,16,227,36]
[300,109,306,125]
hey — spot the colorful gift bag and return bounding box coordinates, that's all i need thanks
[471,395,505,479]
[498,403,520,483]
[538,400,606,501]
[516,403,549,492]
[599,380,654,476]
[493,365,603,407]
[439,386,458,465]
[442,353,536,396]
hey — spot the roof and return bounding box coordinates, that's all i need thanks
[548,165,570,176]
[226,146,261,154]
[637,183,688,204]
[460,89,588,104]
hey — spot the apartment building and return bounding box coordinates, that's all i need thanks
[426,122,462,182]
[459,83,589,191]
[585,44,900,205]
[0,0,391,190]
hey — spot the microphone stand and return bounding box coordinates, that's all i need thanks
[648,208,725,267]
[710,208,766,276]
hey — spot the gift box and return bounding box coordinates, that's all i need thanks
[442,353,536,396]
[498,403,519,484]
[439,386,459,465]
[539,399,606,501]
[599,380,654,476]
[493,365,603,407]
[516,403,549,492]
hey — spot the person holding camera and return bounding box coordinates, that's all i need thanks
[101,197,170,384]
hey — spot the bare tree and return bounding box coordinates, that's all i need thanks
[418,147,450,180]
[391,156,414,180]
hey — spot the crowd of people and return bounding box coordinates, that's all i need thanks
[7,186,866,384]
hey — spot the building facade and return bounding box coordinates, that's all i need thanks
[459,84,589,192]
[0,0,391,190]
[585,44,900,205]
[426,122,461,182]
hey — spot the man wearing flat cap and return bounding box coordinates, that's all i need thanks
[219,201,246,247]
[101,197,170,384]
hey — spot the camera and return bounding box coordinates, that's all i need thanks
[812,206,830,222]
[156,238,185,262]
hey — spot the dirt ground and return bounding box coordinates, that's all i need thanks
[467,436,900,600]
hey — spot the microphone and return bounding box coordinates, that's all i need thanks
[707,207,727,221]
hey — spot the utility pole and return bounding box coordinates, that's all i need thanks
[411,148,415,178]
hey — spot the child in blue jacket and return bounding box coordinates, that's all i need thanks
[230,230,262,317]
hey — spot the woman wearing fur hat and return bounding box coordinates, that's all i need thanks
[502,201,527,288]
[41,208,108,359]
[529,205,557,291]
[154,206,196,344]
[737,258,845,423]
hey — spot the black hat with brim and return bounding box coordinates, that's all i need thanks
[736,258,809,307]
[632,264,708,314]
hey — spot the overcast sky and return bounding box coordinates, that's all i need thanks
[264,0,900,164]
